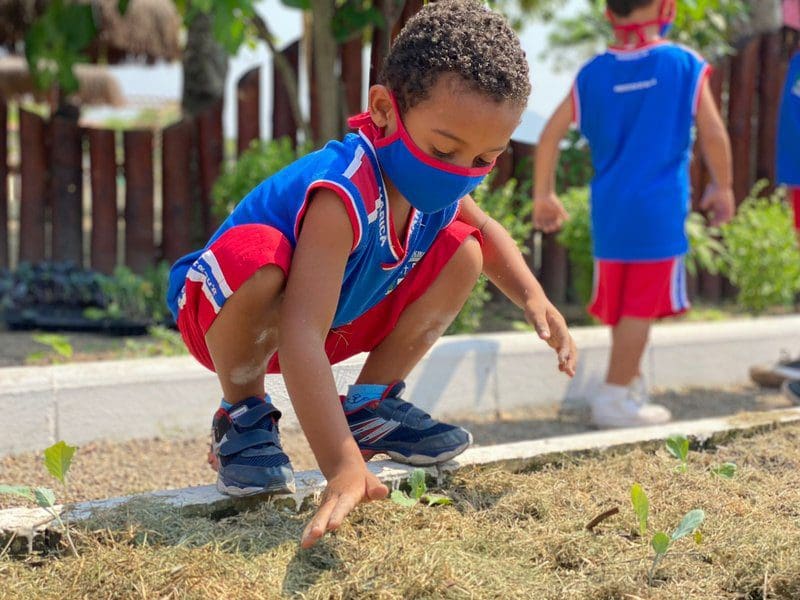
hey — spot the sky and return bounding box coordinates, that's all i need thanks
[108,0,585,143]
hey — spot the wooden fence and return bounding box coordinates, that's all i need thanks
[0,23,797,306]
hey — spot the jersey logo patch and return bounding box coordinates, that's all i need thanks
[614,78,658,93]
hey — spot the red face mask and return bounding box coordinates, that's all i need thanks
[606,0,676,47]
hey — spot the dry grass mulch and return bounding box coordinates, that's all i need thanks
[3,421,800,599]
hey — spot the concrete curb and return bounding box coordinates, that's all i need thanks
[3,405,800,556]
[1,314,799,456]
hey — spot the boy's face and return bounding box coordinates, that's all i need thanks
[370,74,523,171]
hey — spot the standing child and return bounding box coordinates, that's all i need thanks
[533,0,733,428]
[167,0,577,548]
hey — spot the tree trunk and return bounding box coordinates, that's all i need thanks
[181,12,228,117]
[311,0,340,143]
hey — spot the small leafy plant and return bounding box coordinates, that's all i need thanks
[0,441,79,556]
[630,483,705,585]
[710,462,737,479]
[665,434,690,473]
[390,469,452,507]
[27,333,74,364]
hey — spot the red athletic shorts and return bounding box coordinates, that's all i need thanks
[588,257,690,326]
[175,220,481,373]
[790,187,800,231]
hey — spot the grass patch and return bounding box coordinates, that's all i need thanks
[3,424,800,598]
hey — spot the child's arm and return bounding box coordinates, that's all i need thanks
[695,79,735,226]
[279,190,388,548]
[459,196,577,376]
[533,94,573,233]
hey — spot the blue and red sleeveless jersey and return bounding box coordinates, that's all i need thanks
[166,128,459,327]
[573,41,710,260]
[777,51,800,187]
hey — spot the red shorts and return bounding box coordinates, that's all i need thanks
[588,257,690,326]
[175,220,481,373]
[790,187,800,231]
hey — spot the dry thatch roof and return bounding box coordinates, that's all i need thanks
[0,0,181,62]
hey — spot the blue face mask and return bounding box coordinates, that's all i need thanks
[350,94,495,214]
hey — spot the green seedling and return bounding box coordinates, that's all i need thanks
[631,483,649,537]
[0,441,78,556]
[27,333,74,364]
[648,509,705,585]
[710,462,737,479]
[665,434,690,472]
[390,468,452,508]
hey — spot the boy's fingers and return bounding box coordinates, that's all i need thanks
[366,475,389,501]
[326,493,359,532]
[532,314,550,339]
[301,495,338,548]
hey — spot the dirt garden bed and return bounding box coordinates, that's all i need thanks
[2,412,800,599]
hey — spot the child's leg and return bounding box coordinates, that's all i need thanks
[173,224,294,496]
[205,264,284,403]
[606,317,652,386]
[356,234,482,383]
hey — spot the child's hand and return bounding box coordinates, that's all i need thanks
[300,462,388,549]
[700,183,735,226]
[524,298,578,377]
[533,193,570,233]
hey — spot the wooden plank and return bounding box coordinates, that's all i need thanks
[727,38,759,205]
[0,101,7,268]
[50,114,83,264]
[340,37,363,117]
[756,32,784,189]
[197,100,224,238]
[161,119,193,263]
[236,66,261,156]
[88,129,118,273]
[18,109,48,263]
[272,41,299,143]
[123,129,154,272]
[539,233,568,304]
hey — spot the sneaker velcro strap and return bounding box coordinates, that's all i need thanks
[218,428,280,457]
[231,402,282,428]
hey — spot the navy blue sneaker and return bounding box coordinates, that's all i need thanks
[343,381,473,465]
[208,396,295,496]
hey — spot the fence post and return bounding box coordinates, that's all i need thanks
[197,99,224,238]
[273,41,299,144]
[0,101,7,268]
[88,129,118,273]
[123,129,154,272]
[19,109,48,263]
[50,113,83,265]
[237,67,260,156]
[162,119,193,264]
[756,32,784,188]
[728,37,759,205]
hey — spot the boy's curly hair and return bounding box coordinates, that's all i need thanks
[380,0,530,113]
[607,0,657,17]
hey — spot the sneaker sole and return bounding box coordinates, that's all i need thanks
[364,432,473,466]
[216,473,296,497]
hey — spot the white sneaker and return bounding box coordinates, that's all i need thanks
[590,379,672,428]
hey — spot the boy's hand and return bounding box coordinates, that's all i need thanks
[300,462,388,549]
[700,183,735,226]
[524,298,578,377]
[533,193,570,233]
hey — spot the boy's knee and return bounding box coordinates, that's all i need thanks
[450,234,483,281]
[236,264,286,309]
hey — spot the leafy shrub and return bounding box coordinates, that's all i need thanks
[556,129,593,193]
[448,173,532,334]
[719,184,800,312]
[556,187,725,306]
[212,137,310,219]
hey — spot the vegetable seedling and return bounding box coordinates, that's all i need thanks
[0,441,78,556]
[665,434,690,472]
[648,509,705,585]
[390,468,452,507]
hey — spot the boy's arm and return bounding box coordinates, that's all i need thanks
[533,93,573,233]
[459,196,577,376]
[695,79,735,226]
[279,190,388,548]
